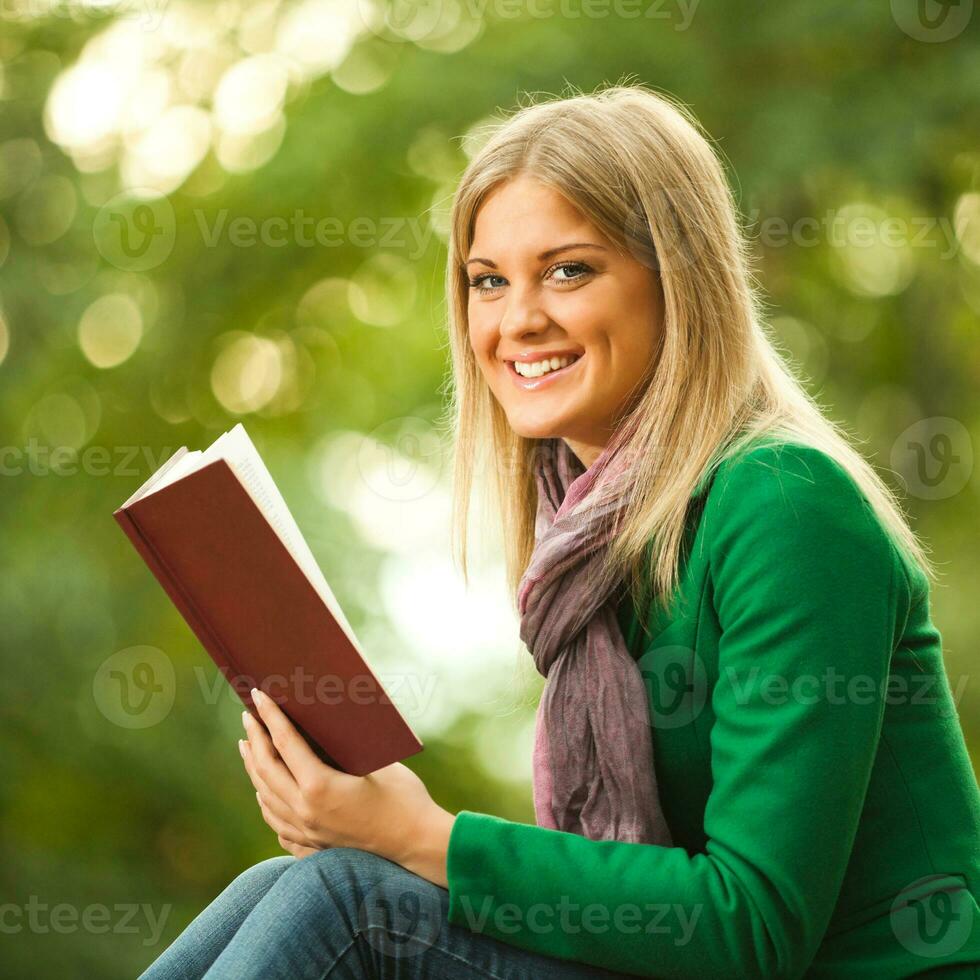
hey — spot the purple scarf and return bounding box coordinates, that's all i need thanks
[518,437,674,846]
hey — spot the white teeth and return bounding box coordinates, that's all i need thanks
[513,355,577,378]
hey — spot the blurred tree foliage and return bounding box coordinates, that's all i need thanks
[0,1,978,976]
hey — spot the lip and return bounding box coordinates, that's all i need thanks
[504,349,584,363]
[504,353,584,390]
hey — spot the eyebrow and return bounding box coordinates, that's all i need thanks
[463,242,607,269]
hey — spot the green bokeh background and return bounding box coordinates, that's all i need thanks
[1,2,978,976]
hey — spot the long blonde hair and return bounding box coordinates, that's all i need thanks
[441,80,934,628]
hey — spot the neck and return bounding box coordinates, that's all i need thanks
[562,437,605,470]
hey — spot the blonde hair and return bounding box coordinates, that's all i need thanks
[441,80,934,633]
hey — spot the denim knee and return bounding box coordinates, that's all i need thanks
[225,855,296,905]
[273,847,446,957]
[273,847,391,899]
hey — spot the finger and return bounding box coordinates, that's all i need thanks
[239,732,289,808]
[242,708,302,807]
[278,834,317,859]
[240,739,300,825]
[255,789,308,844]
[251,688,339,791]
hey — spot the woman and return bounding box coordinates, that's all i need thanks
[140,83,980,979]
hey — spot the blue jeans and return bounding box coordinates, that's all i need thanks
[138,847,638,979]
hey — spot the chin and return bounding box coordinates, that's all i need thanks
[503,416,555,440]
[506,414,576,441]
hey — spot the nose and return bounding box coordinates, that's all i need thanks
[499,279,550,340]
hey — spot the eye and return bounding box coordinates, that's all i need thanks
[467,273,506,295]
[467,261,594,296]
[547,261,593,284]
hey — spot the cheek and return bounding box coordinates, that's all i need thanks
[622,320,658,363]
[604,318,658,395]
[467,309,496,359]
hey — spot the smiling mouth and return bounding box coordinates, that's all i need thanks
[506,353,582,380]
[505,353,583,387]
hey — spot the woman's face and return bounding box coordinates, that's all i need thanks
[466,174,664,469]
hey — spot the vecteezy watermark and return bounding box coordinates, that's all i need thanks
[194,665,438,717]
[356,417,445,504]
[621,199,966,279]
[890,0,973,42]
[890,418,973,501]
[93,652,437,729]
[0,441,174,478]
[356,0,701,41]
[457,895,703,941]
[192,210,437,261]
[0,897,171,947]
[724,665,970,712]
[744,207,962,258]
[357,868,446,959]
[93,646,177,729]
[0,0,170,30]
[93,192,441,271]
[627,643,969,732]
[480,0,701,29]
[890,874,975,958]
[93,189,177,272]
[635,645,709,731]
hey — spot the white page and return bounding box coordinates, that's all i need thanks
[143,427,243,497]
[120,446,189,508]
[141,448,203,495]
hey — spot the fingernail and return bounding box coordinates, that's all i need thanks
[238,739,246,757]
[242,710,249,728]
[251,687,262,703]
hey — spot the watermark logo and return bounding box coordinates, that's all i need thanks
[890,417,973,500]
[93,189,176,272]
[194,665,438,718]
[357,0,700,35]
[744,207,960,259]
[357,873,445,958]
[723,664,969,711]
[0,441,174,478]
[93,646,175,728]
[0,897,170,947]
[357,417,445,503]
[891,0,973,41]
[890,874,975,957]
[0,0,170,30]
[355,0,450,42]
[636,645,709,730]
[192,210,435,260]
[457,894,703,940]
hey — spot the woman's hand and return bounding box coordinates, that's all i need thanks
[238,687,455,886]
[275,836,317,860]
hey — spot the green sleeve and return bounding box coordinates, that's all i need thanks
[445,444,912,979]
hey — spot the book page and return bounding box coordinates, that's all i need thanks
[143,427,242,497]
[140,449,204,497]
[121,446,190,508]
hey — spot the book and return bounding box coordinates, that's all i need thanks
[112,423,424,776]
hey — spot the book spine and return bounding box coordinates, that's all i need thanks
[112,507,256,711]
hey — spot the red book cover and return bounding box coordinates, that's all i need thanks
[112,425,423,776]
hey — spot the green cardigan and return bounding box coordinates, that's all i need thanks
[445,440,980,978]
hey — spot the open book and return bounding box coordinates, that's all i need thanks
[113,423,423,775]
